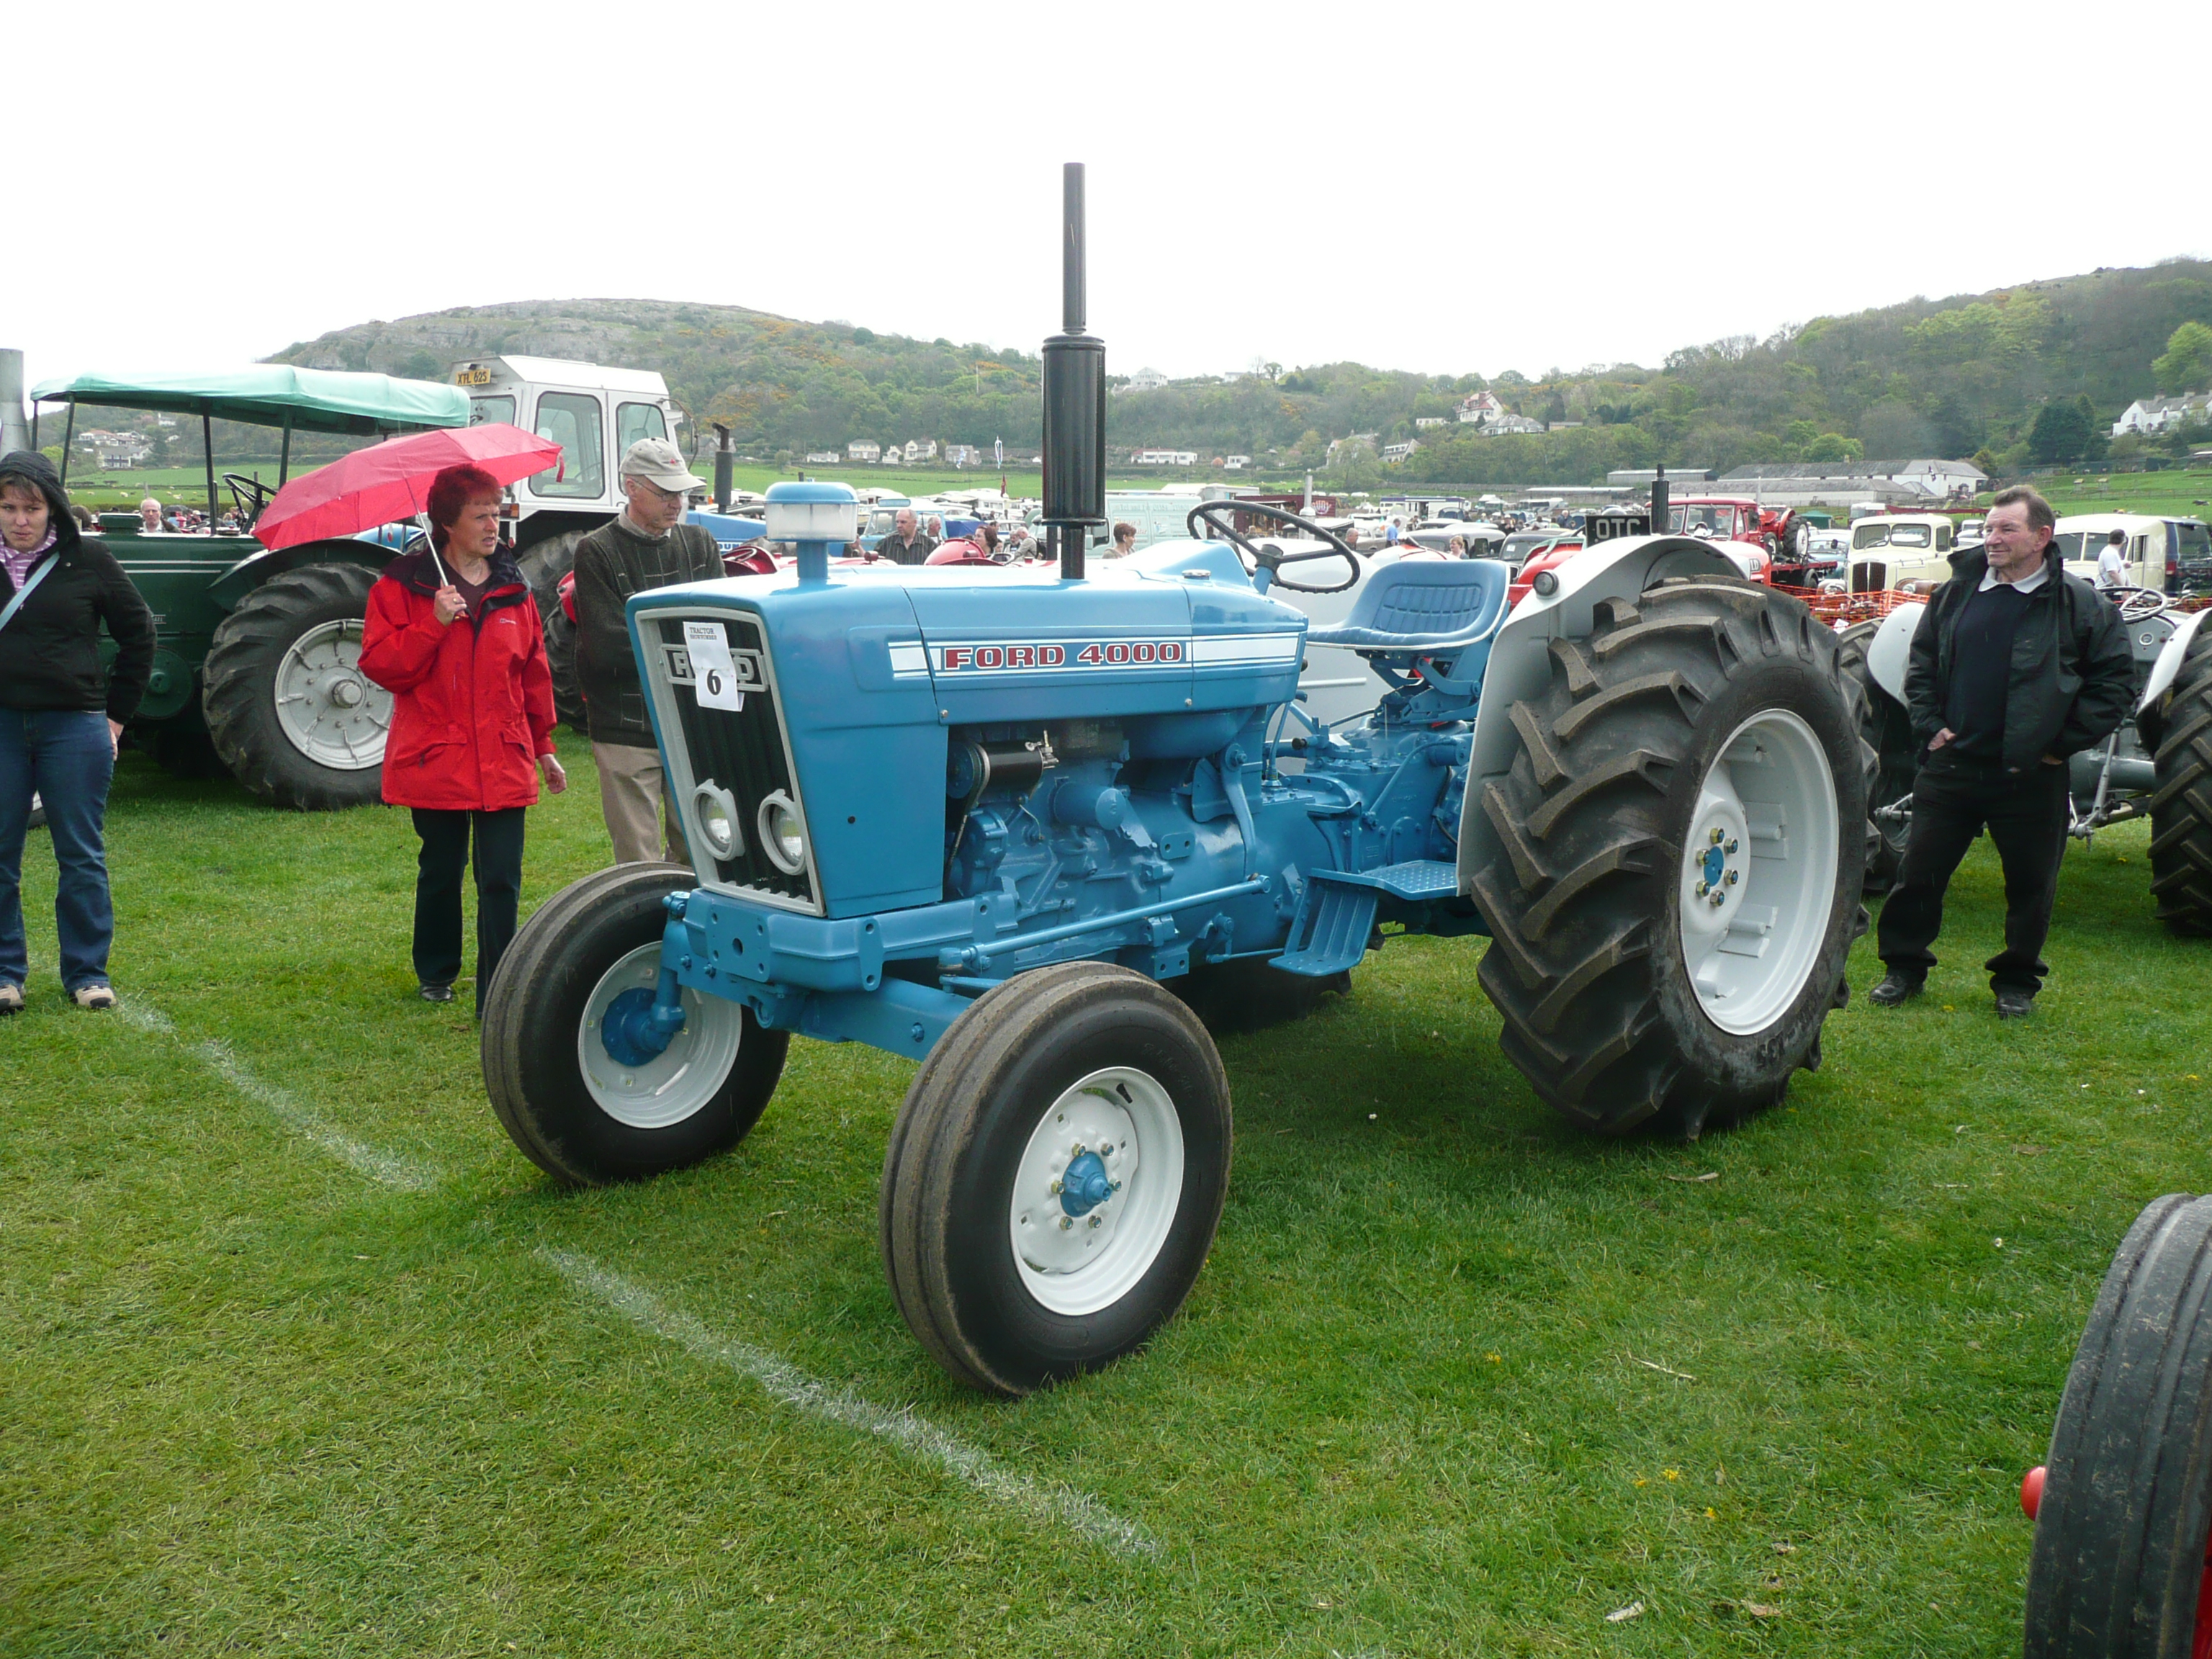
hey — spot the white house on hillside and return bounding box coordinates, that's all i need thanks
[1119,367,1169,393]
[902,439,938,464]
[1478,413,1545,436]
[847,439,881,462]
[2113,393,2211,436]
[1382,439,1422,462]
[1456,392,1504,424]
[1133,449,1197,466]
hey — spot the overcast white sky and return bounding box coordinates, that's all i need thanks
[9,0,2206,395]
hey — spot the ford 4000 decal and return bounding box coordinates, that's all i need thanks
[923,632,1300,675]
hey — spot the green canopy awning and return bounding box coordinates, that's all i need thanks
[27,366,469,435]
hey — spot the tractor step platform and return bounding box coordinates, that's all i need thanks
[1269,860,1460,977]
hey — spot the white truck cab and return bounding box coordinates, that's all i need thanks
[449,354,684,553]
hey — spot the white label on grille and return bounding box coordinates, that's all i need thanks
[684,621,746,712]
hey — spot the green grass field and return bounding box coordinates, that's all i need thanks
[2036,467,2212,521]
[5,737,2206,1655]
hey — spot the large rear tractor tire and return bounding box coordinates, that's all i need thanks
[518,530,589,734]
[481,863,788,1185]
[203,562,390,810]
[2149,626,2212,938]
[1838,618,1917,893]
[2023,1193,2212,1658]
[1473,578,1872,1138]
[881,961,1231,1395]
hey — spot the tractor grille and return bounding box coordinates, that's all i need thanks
[644,611,819,912]
[1851,561,1887,594]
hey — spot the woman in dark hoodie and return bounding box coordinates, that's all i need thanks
[0,451,156,1013]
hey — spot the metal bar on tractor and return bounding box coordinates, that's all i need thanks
[60,401,75,487]
[279,412,293,488]
[203,409,217,522]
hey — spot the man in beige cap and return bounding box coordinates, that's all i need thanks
[571,438,724,865]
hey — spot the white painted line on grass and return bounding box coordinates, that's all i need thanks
[116,999,442,1192]
[539,1246,1159,1560]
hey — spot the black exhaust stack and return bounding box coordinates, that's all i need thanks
[1650,462,1670,538]
[1040,163,1105,580]
[712,423,734,513]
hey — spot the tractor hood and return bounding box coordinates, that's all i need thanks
[626,545,1305,919]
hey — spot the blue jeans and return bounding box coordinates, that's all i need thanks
[0,709,118,992]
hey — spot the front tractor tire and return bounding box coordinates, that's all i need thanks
[480,863,788,1185]
[2149,624,2212,937]
[1473,578,1872,1138]
[2024,1193,2212,1658]
[203,562,391,809]
[880,961,1232,1397]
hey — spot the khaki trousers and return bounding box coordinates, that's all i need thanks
[594,741,688,866]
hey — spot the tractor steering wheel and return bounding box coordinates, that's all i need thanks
[221,472,276,527]
[2110,584,2174,622]
[1185,500,1360,595]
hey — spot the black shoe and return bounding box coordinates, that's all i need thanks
[1995,989,2036,1020]
[1868,972,1924,1007]
[419,982,455,1004]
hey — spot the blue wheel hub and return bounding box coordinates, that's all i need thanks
[1692,830,1743,905]
[601,984,685,1068]
[1058,1149,1115,1217]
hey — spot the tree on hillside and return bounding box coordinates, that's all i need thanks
[1858,400,1936,459]
[2027,400,2092,464]
[2154,320,2212,393]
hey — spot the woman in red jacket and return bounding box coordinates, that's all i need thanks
[361,464,566,1007]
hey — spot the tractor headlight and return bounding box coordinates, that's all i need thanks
[691,782,741,860]
[757,790,807,875]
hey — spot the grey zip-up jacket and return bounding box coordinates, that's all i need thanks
[570,516,724,747]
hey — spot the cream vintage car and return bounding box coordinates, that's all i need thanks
[1847,513,1960,591]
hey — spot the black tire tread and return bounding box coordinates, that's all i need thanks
[2149,626,2212,937]
[1473,577,1871,1136]
[480,861,785,1186]
[482,863,685,1181]
[202,562,383,810]
[2025,1193,2212,1658]
[881,961,1228,1396]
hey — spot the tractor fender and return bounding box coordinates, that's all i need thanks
[2139,603,2211,715]
[206,539,392,612]
[1455,534,1743,894]
[1864,602,1924,706]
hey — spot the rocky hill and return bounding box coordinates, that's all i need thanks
[269,259,2212,484]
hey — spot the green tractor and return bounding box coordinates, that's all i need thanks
[30,367,469,809]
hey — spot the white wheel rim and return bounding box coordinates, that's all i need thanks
[577,943,745,1130]
[1009,1066,1184,1317]
[274,619,391,770]
[1677,709,1839,1037]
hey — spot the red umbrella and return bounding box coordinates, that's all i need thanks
[253,423,564,551]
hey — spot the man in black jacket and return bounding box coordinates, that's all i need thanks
[0,450,156,1011]
[571,439,723,865]
[1871,486,2134,1017]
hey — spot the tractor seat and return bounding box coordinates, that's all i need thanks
[1305,558,1511,652]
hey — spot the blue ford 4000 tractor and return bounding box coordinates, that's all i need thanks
[483,168,1873,1395]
